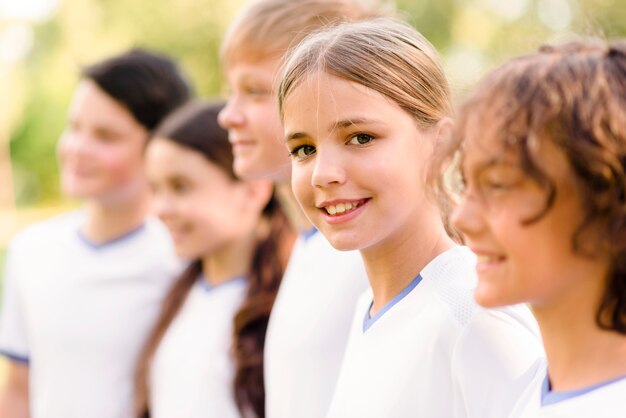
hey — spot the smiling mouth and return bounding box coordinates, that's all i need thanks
[322,199,368,216]
[231,139,255,146]
[476,254,506,264]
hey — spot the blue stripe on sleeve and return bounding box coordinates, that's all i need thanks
[0,349,30,365]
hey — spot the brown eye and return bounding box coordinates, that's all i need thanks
[290,145,316,159]
[348,133,374,145]
[171,179,190,193]
[245,86,270,97]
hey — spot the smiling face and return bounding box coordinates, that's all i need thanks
[283,72,440,253]
[146,137,264,260]
[57,80,149,203]
[218,57,291,183]
[450,134,611,309]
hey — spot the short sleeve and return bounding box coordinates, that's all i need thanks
[451,305,544,418]
[0,242,30,364]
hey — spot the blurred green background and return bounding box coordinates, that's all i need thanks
[0,0,625,274]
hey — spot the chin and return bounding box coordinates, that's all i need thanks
[175,248,199,261]
[474,286,519,308]
[233,160,254,180]
[321,230,363,252]
[235,162,273,182]
[61,186,95,199]
[61,177,100,198]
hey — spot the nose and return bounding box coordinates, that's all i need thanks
[58,130,90,159]
[152,193,175,221]
[311,147,347,188]
[218,97,245,130]
[450,193,485,240]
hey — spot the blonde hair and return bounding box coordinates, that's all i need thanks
[221,0,394,66]
[278,18,452,128]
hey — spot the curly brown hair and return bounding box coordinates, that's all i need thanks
[437,38,626,333]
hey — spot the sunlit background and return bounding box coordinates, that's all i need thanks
[0,0,625,269]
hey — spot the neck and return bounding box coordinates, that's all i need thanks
[81,188,150,245]
[275,182,312,232]
[201,231,257,287]
[533,277,626,391]
[362,209,454,315]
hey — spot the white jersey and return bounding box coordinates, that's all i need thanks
[149,276,246,418]
[510,360,626,418]
[264,230,368,418]
[326,246,545,418]
[0,210,180,418]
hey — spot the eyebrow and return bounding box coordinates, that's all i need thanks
[463,155,522,179]
[240,73,271,86]
[332,117,382,130]
[94,126,123,136]
[285,117,383,143]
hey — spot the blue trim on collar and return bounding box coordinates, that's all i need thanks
[197,275,247,292]
[541,372,626,406]
[301,227,318,242]
[363,274,423,332]
[0,349,30,365]
[77,223,146,250]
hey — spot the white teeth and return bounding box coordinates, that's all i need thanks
[324,201,360,216]
[477,255,502,263]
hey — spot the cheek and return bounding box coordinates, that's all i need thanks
[257,107,284,146]
[56,135,69,158]
[100,145,143,178]
[370,157,420,206]
[56,134,77,168]
[260,131,289,162]
[291,163,313,205]
[374,138,425,188]
[492,215,563,283]
[490,213,528,252]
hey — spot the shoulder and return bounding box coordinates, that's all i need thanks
[132,216,176,252]
[355,287,374,311]
[143,216,174,241]
[421,246,477,285]
[421,246,479,327]
[9,210,82,252]
[451,309,544,418]
[498,358,546,418]
[453,305,543,367]
[130,217,182,275]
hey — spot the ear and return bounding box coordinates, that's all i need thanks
[240,179,274,213]
[434,117,454,144]
[431,117,455,174]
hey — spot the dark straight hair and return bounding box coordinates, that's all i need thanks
[134,101,294,418]
[81,48,191,133]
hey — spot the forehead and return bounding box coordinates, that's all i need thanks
[224,55,281,81]
[285,71,392,111]
[147,138,209,174]
[69,80,141,130]
[458,120,573,187]
[457,96,526,165]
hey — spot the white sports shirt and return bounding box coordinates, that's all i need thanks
[326,246,545,418]
[0,211,180,418]
[510,360,626,418]
[264,230,369,418]
[149,276,247,418]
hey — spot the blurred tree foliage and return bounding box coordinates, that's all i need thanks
[5,0,246,207]
[3,0,626,207]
